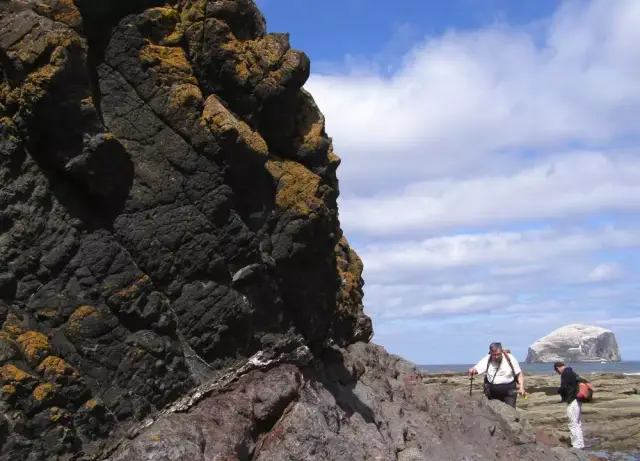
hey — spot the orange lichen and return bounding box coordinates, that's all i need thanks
[115,274,152,298]
[33,383,56,401]
[265,159,323,216]
[0,364,35,383]
[65,305,98,337]
[167,83,203,111]
[139,42,197,86]
[220,34,288,85]
[201,95,268,155]
[16,331,52,365]
[70,305,96,320]
[2,384,16,394]
[2,313,24,337]
[84,399,98,409]
[50,0,82,27]
[37,356,79,377]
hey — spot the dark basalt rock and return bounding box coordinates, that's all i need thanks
[0,0,371,458]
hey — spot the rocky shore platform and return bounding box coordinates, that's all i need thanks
[421,371,640,459]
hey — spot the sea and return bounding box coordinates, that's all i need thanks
[417,361,640,461]
[417,360,640,376]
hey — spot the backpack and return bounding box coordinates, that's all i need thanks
[576,375,594,402]
[484,349,520,379]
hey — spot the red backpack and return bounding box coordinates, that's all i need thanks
[576,376,594,402]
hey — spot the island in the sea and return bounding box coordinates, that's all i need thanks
[525,324,621,363]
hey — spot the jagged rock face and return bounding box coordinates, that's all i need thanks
[0,0,372,458]
[102,342,589,461]
[525,324,621,363]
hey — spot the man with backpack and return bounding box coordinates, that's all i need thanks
[554,361,588,449]
[467,342,526,408]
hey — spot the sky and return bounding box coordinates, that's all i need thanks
[256,0,640,364]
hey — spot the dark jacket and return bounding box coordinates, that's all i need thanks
[557,367,578,404]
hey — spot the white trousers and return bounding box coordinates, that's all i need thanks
[567,399,584,449]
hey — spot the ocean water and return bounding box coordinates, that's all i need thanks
[418,360,640,376]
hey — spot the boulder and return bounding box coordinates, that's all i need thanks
[525,324,621,363]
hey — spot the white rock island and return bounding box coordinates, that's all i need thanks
[525,324,621,363]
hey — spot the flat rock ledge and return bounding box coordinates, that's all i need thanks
[422,370,640,458]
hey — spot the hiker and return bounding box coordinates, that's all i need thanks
[554,362,584,449]
[467,342,525,408]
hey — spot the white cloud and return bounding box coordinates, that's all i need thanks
[339,151,640,236]
[306,0,640,196]
[297,0,640,362]
[360,226,640,280]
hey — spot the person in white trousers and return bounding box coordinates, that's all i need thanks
[554,362,584,449]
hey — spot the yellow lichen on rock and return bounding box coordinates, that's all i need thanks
[201,95,269,156]
[143,7,183,45]
[70,305,96,320]
[220,34,287,86]
[179,0,207,24]
[49,406,71,422]
[37,356,79,377]
[166,83,204,113]
[16,331,51,366]
[139,42,197,87]
[335,236,364,308]
[2,313,24,337]
[265,159,323,216]
[65,305,97,337]
[0,364,35,383]
[50,0,82,28]
[2,384,16,394]
[33,382,56,401]
[84,398,98,409]
[31,0,82,29]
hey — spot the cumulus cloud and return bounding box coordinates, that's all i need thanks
[306,0,640,196]
[300,0,640,362]
[339,152,640,236]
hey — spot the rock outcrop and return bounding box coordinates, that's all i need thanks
[0,0,372,457]
[525,324,621,363]
[103,343,588,461]
[0,0,594,460]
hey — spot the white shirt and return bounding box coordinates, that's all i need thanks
[473,353,522,384]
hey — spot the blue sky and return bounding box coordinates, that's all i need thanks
[257,0,640,364]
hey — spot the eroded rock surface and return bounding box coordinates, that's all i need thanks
[104,343,588,461]
[0,0,371,458]
[526,325,621,363]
